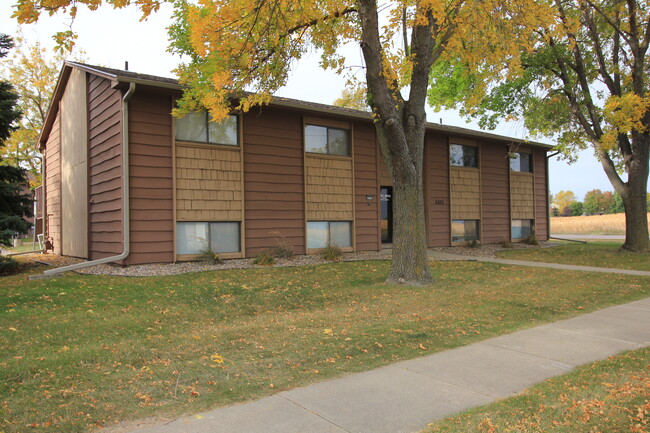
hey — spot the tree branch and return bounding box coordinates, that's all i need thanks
[581,0,633,46]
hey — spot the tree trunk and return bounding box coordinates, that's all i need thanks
[620,148,649,252]
[387,175,432,285]
[356,0,435,285]
[622,191,649,252]
[596,133,649,252]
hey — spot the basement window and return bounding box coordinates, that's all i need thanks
[307,221,352,249]
[176,221,240,254]
[511,220,533,240]
[176,111,239,146]
[509,152,532,172]
[451,220,480,243]
[305,125,350,156]
[450,144,478,168]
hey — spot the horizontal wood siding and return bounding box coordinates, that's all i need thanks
[354,122,379,251]
[510,172,535,219]
[305,155,353,220]
[426,133,450,246]
[127,91,174,264]
[88,74,123,259]
[450,167,481,220]
[481,142,510,244]
[243,108,305,256]
[176,144,242,221]
[45,112,62,254]
[534,149,549,240]
[378,151,392,186]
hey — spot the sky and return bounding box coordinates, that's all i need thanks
[1,2,639,201]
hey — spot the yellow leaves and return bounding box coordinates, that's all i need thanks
[8,327,18,332]
[478,417,497,433]
[209,353,225,368]
[602,93,650,151]
[323,328,334,336]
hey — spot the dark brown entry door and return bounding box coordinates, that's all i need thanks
[380,186,393,243]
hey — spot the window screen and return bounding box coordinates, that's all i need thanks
[307,221,352,249]
[176,111,239,146]
[176,221,241,254]
[450,144,478,167]
[305,124,350,156]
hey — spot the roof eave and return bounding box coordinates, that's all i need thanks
[37,64,73,151]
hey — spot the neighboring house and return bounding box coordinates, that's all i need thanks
[38,62,552,265]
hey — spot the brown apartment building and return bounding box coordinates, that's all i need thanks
[38,62,552,265]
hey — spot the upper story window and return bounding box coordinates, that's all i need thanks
[509,151,532,172]
[450,144,478,168]
[176,111,239,146]
[305,124,350,156]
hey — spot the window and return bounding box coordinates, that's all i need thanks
[511,220,533,240]
[510,152,532,172]
[451,220,480,243]
[450,144,478,167]
[176,222,240,254]
[305,125,350,156]
[307,221,352,249]
[176,111,239,146]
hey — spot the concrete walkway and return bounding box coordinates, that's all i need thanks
[128,297,650,433]
[428,250,650,277]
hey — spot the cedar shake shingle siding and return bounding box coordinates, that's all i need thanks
[88,74,124,259]
[39,63,553,265]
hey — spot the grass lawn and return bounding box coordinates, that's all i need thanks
[497,242,650,271]
[424,346,650,433]
[1,259,649,432]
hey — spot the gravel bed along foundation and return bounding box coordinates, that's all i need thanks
[21,242,559,277]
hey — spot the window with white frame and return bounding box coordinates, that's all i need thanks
[307,221,352,249]
[176,222,240,254]
[176,111,239,146]
[305,124,350,156]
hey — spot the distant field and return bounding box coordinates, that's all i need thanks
[550,212,650,235]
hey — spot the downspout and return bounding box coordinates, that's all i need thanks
[546,150,561,240]
[41,82,137,276]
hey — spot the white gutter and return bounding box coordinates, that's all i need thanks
[42,82,137,276]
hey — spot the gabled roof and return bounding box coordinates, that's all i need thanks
[39,61,555,150]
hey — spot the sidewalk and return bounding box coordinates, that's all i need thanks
[428,250,650,277]
[126,297,650,433]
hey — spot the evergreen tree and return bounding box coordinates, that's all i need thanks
[0,34,32,247]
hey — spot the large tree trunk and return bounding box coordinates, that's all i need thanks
[620,149,649,252]
[357,0,436,285]
[596,132,649,252]
[387,173,432,284]
[621,191,649,252]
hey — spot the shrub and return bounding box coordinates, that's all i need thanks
[499,237,513,248]
[467,239,480,248]
[269,234,293,258]
[523,229,540,246]
[321,243,342,261]
[0,255,21,276]
[196,243,222,265]
[253,250,275,266]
